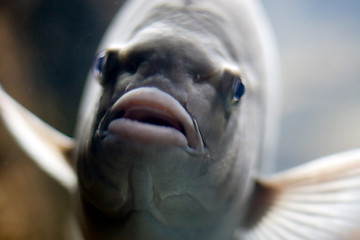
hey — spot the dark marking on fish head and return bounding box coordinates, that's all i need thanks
[241,181,278,230]
[94,49,122,87]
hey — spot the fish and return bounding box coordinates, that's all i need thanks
[1,0,360,239]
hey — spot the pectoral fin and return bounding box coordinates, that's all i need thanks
[241,149,360,240]
[0,87,77,191]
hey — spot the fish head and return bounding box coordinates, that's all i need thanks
[76,36,263,239]
[76,3,267,240]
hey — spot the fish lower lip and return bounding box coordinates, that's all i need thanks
[100,87,204,151]
[108,118,188,147]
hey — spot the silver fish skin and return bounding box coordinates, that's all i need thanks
[75,0,278,239]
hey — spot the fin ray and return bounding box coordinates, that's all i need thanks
[242,149,360,240]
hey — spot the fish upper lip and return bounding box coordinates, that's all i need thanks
[99,87,204,152]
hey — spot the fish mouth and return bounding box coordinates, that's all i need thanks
[99,87,204,152]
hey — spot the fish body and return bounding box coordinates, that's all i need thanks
[75,0,277,239]
[0,0,360,240]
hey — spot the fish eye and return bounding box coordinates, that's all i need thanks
[231,76,245,104]
[94,51,107,85]
[94,52,106,76]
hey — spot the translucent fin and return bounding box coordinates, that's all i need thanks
[0,87,77,191]
[241,149,360,240]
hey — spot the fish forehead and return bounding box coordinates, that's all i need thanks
[100,0,265,72]
[116,38,220,87]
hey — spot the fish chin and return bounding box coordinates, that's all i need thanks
[78,141,242,240]
[78,140,220,231]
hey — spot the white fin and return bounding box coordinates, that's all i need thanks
[240,149,360,240]
[0,87,77,191]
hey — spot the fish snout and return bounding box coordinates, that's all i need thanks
[99,87,204,153]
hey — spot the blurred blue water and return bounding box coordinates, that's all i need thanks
[262,1,360,170]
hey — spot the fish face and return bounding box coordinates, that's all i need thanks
[76,2,266,239]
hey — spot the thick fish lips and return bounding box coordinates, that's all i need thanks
[101,87,204,152]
